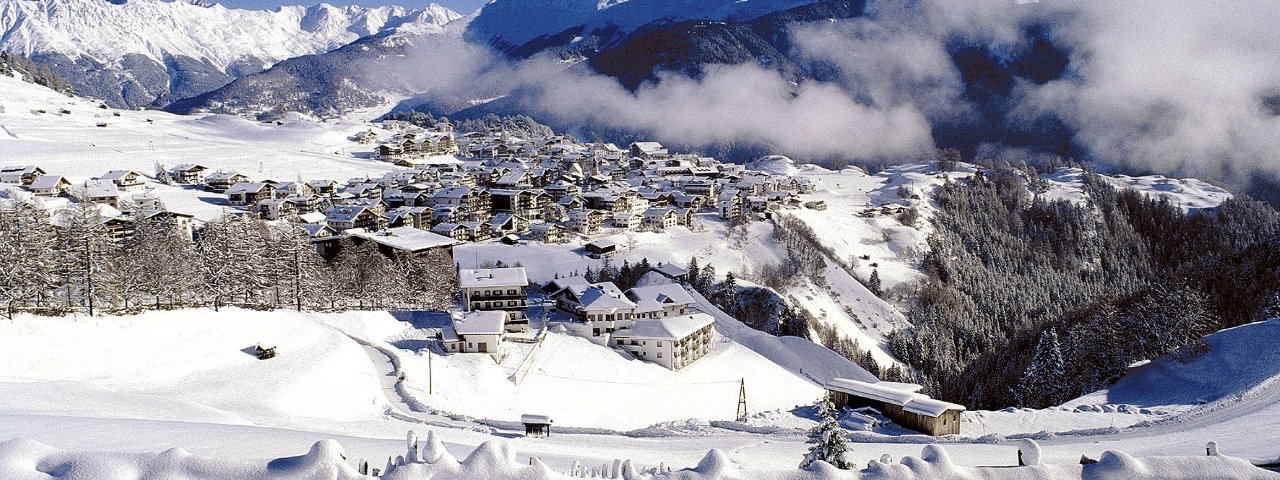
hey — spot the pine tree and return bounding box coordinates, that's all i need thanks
[686,257,700,287]
[1017,329,1065,407]
[800,396,851,469]
[696,264,717,294]
[717,271,740,315]
[866,269,882,297]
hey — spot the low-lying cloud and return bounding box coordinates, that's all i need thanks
[372,0,1280,188]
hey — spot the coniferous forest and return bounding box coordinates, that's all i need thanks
[889,164,1280,409]
[0,205,456,317]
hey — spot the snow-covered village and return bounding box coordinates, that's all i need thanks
[4,1,1280,479]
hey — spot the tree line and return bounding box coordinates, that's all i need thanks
[888,163,1280,408]
[0,51,74,96]
[0,203,456,317]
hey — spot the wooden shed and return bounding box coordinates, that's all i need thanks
[521,414,553,437]
[826,378,965,436]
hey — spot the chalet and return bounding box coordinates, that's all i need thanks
[255,199,297,220]
[169,164,209,184]
[488,213,527,236]
[81,179,121,208]
[567,208,604,235]
[431,187,490,221]
[612,212,641,231]
[385,206,432,229]
[626,284,696,319]
[29,175,70,196]
[584,239,617,258]
[555,282,636,336]
[529,222,564,244]
[431,222,469,241]
[440,311,507,354]
[641,208,678,232]
[459,267,530,331]
[0,166,46,185]
[630,142,669,160]
[205,172,248,193]
[307,179,338,196]
[717,192,745,221]
[99,170,146,192]
[611,313,715,370]
[674,208,695,226]
[326,205,386,231]
[285,194,322,214]
[825,378,966,436]
[460,221,493,241]
[226,182,276,206]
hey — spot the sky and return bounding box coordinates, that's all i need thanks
[214,0,486,15]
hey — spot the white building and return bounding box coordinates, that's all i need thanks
[440,311,507,354]
[611,313,715,370]
[555,282,637,336]
[459,267,529,331]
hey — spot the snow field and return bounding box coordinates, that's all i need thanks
[0,309,389,425]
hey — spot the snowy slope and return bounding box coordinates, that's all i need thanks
[1043,167,1231,211]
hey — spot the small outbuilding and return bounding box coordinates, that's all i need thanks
[521,414,553,437]
[826,378,965,436]
[584,239,617,258]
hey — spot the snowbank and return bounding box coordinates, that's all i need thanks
[3,436,1271,480]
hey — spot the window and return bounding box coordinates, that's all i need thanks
[656,341,663,347]
[657,352,662,358]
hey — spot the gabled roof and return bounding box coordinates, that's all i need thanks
[626,284,695,313]
[453,311,507,335]
[29,175,68,189]
[826,378,966,418]
[568,282,635,312]
[613,313,714,340]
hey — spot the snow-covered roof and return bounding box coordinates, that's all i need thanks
[460,267,529,288]
[627,284,694,313]
[652,263,688,278]
[520,414,553,424]
[903,397,966,417]
[826,378,965,417]
[453,310,506,335]
[83,179,119,198]
[29,175,67,189]
[297,212,326,224]
[349,226,458,253]
[569,282,635,312]
[613,313,714,340]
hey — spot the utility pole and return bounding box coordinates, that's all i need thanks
[428,351,434,395]
[736,377,747,422]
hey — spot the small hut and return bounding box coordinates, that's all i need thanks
[521,414,553,437]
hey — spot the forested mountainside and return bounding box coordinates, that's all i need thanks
[890,164,1280,409]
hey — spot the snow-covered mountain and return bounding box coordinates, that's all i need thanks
[465,0,822,51]
[0,0,461,107]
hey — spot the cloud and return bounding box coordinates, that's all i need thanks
[376,0,1280,187]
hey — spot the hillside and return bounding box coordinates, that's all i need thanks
[0,0,460,107]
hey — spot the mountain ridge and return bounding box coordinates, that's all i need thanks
[0,0,461,108]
